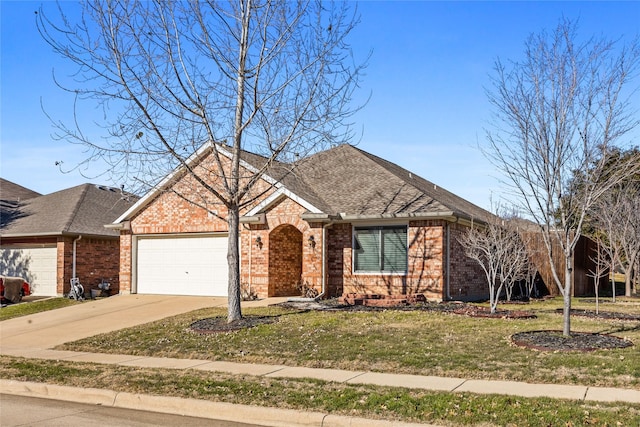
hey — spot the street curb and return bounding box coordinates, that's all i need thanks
[0,379,434,427]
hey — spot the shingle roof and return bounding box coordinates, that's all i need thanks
[116,143,492,224]
[0,178,41,202]
[289,144,492,222]
[1,183,137,238]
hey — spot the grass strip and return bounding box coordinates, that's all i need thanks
[0,298,79,321]
[1,355,637,427]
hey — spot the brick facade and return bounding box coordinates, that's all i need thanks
[72,237,121,294]
[117,150,488,302]
[240,196,323,297]
[1,235,121,296]
[445,222,487,301]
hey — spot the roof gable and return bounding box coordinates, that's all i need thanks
[114,142,323,223]
[112,142,491,225]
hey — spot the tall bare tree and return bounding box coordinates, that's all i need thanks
[485,19,640,335]
[37,0,366,322]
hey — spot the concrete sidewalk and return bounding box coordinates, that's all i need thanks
[1,294,639,426]
[2,347,639,404]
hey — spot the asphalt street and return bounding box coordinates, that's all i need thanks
[0,394,268,427]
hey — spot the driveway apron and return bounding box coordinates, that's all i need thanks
[0,295,224,353]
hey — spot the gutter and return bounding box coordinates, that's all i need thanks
[104,221,131,231]
[445,223,451,301]
[337,211,456,222]
[1,231,118,239]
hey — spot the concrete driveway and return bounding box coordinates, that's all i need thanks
[1,294,281,356]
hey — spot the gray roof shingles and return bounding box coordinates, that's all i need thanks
[1,181,137,238]
[0,178,41,202]
[287,144,492,222]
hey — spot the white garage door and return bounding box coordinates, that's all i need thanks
[136,234,229,296]
[0,246,58,296]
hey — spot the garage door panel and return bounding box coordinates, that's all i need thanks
[136,235,228,296]
[0,246,57,296]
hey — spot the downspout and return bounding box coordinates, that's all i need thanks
[72,235,82,279]
[248,229,252,291]
[315,221,334,300]
[445,223,451,301]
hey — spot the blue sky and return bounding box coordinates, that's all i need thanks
[2,1,639,209]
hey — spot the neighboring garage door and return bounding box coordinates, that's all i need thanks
[136,234,229,296]
[0,246,58,296]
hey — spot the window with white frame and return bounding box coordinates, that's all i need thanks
[353,225,408,273]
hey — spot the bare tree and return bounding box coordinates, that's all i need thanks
[522,255,539,300]
[616,184,640,297]
[591,180,640,298]
[499,223,528,303]
[485,19,640,335]
[587,241,609,314]
[458,210,527,313]
[37,0,366,322]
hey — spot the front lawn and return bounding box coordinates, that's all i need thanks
[57,297,640,388]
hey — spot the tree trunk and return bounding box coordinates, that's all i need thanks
[594,276,599,315]
[625,250,638,297]
[562,254,572,336]
[227,204,242,323]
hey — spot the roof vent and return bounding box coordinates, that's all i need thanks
[95,185,118,193]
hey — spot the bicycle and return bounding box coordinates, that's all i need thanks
[69,277,85,301]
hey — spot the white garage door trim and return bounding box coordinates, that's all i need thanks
[135,233,229,296]
[0,245,58,296]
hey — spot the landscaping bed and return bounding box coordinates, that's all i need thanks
[511,330,634,352]
[554,308,640,322]
[191,315,279,333]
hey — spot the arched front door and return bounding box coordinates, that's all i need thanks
[268,224,302,297]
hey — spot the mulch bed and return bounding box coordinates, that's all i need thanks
[554,308,640,322]
[279,300,539,318]
[190,316,279,333]
[511,330,634,352]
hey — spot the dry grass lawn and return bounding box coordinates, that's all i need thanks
[57,297,640,389]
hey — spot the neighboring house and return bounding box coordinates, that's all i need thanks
[0,178,136,296]
[111,143,494,301]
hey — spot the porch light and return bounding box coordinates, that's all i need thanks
[255,236,263,249]
[308,235,316,249]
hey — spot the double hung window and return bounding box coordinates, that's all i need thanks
[353,225,407,273]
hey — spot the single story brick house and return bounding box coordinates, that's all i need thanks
[0,179,136,296]
[110,143,493,301]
